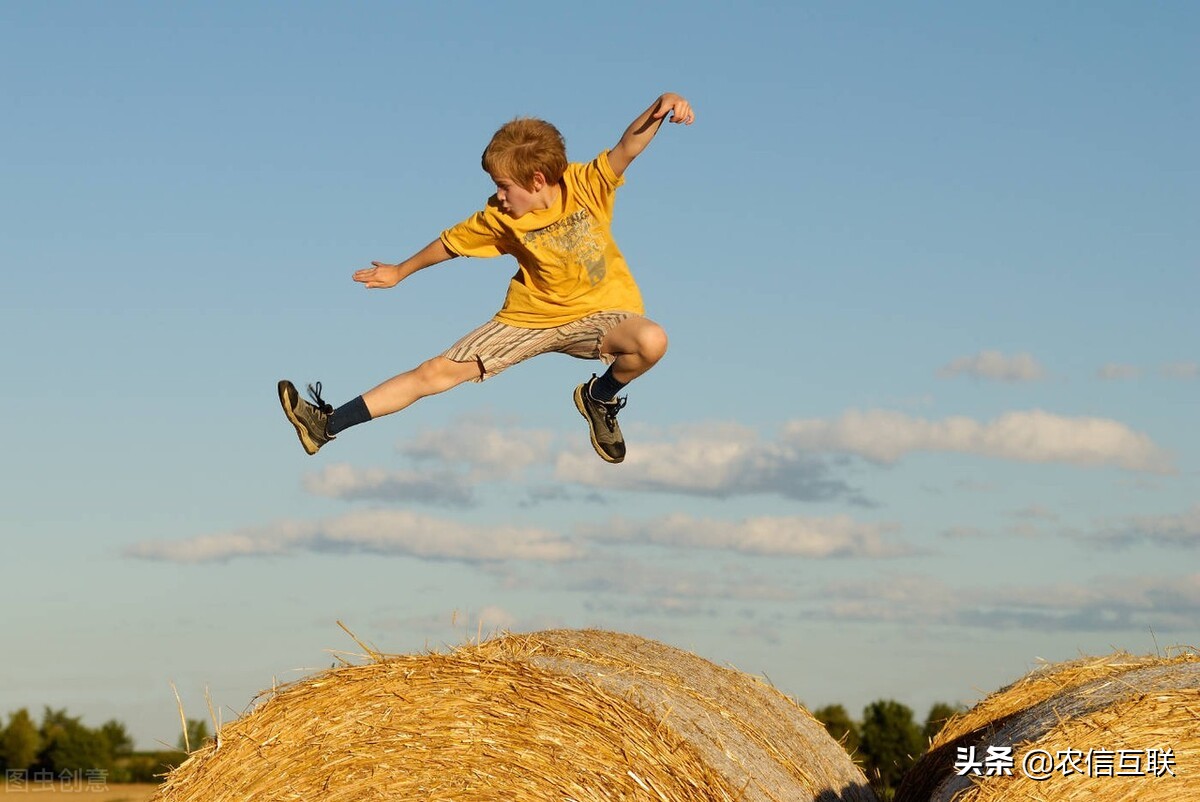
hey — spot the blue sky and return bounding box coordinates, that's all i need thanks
[2,2,1196,750]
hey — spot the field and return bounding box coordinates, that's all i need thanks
[1,784,157,802]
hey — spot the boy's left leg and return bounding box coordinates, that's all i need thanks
[279,358,479,456]
[596,316,669,384]
[574,316,668,463]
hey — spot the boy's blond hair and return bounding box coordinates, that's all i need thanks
[481,118,568,190]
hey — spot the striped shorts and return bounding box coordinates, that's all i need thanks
[441,311,640,382]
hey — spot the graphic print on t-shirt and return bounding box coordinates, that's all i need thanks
[521,209,607,286]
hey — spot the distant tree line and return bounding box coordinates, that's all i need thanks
[814,699,963,801]
[0,708,202,784]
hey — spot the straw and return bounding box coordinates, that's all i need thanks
[896,651,1200,802]
[151,629,877,802]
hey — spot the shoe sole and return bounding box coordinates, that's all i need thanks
[574,384,623,464]
[278,380,320,455]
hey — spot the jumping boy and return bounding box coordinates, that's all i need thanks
[279,92,695,464]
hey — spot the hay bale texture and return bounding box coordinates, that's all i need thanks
[152,629,876,802]
[896,650,1200,802]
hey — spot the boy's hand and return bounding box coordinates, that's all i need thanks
[654,93,695,125]
[610,92,696,177]
[353,241,455,290]
[354,261,403,289]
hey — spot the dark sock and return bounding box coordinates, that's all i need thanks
[589,367,627,402]
[327,395,371,436]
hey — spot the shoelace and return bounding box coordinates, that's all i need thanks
[603,396,627,432]
[306,382,333,414]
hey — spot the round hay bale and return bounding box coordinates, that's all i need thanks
[896,651,1200,802]
[152,629,877,802]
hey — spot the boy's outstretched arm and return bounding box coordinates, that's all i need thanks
[608,93,695,178]
[353,238,456,289]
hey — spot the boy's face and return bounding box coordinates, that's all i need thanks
[491,174,540,219]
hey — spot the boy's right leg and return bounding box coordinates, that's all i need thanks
[279,357,478,455]
[362,356,481,418]
[278,381,335,455]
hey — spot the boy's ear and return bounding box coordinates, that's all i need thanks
[531,171,547,191]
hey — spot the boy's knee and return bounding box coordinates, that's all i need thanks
[416,356,473,389]
[638,324,669,362]
[414,357,442,380]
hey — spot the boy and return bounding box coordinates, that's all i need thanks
[279,92,695,464]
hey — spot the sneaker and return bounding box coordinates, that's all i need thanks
[278,380,335,455]
[573,376,627,463]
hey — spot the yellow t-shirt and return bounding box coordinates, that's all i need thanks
[439,150,644,328]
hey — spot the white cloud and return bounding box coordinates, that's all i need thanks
[938,350,1045,382]
[555,422,868,503]
[303,463,475,506]
[819,574,960,624]
[519,484,609,508]
[813,573,1200,632]
[585,595,718,620]
[955,479,998,493]
[725,622,784,647]
[570,556,799,603]
[782,409,1173,473]
[124,509,581,564]
[475,605,517,630]
[1095,362,1197,381]
[367,605,541,643]
[958,575,1200,631]
[1160,361,1199,380]
[1096,363,1141,381]
[941,526,987,540]
[1086,505,1200,549]
[1010,504,1059,522]
[400,418,555,478]
[557,556,797,620]
[1002,522,1043,539]
[583,513,913,558]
